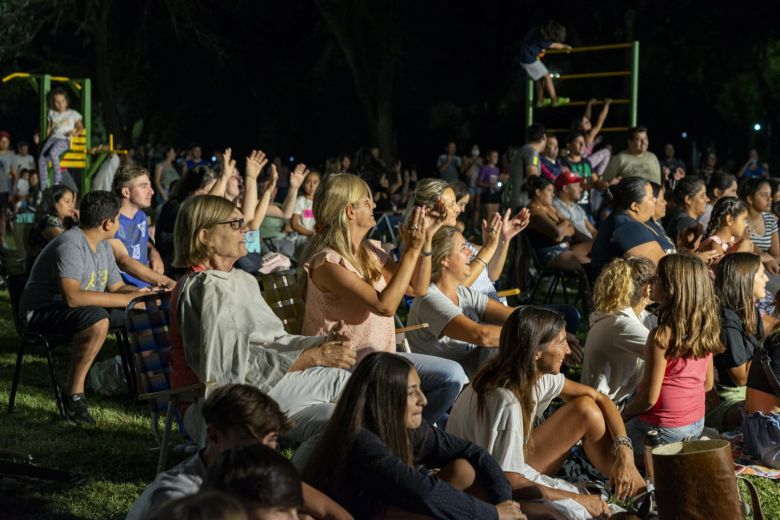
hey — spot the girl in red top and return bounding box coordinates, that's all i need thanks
[622,253,724,455]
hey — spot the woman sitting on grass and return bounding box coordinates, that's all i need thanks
[707,253,767,429]
[447,307,644,520]
[622,254,722,449]
[581,256,657,404]
[303,352,532,520]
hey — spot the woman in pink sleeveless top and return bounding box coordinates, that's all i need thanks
[622,254,723,454]
[300,173,466,423]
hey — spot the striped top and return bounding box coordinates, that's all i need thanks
[749,212,778,253]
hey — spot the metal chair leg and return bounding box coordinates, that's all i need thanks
[157,399,176,474]
[43,340,65,419]
[7,339,26,413]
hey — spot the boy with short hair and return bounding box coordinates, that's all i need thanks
[19,191,150,423]
[519,20,572,107]
[110,165,174,288]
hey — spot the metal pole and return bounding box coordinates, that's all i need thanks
[40,74,51,186]
[83,78,92,192]
[630,41,639,126]
[525,78,534,129]
[546,42,633,54]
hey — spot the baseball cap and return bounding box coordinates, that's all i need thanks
[554,169,583,190]
[0,130,10,140]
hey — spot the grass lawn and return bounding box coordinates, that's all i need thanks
[0,251,778,518]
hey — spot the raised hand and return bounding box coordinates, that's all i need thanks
[290,163,309,190]
[481,212,503,249]
[245,150,268,180]
[500,208,530,242]
[400,206,427,252]
[222,148,233,175]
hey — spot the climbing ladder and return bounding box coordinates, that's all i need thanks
[525,41,640,133]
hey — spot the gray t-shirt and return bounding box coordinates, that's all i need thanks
[553,197,592,239]
[125,451,206,520]
[406,283,488,357]
[20,227,122,315]
[0,150,15,193]
[437,154,462,182]
[506,144,539,208]
[601,151,662,185]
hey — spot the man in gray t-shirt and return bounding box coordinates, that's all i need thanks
[19,191,146,424]
[506,123,547,209]
[436,142,463,182]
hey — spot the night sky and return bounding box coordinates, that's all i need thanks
[1,1,779,173]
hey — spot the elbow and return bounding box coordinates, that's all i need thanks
[475,327,494,347]
[373,304,397,318]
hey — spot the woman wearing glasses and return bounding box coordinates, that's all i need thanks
[167,194,355,456]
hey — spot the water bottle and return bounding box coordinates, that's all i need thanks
[644,429,662,483]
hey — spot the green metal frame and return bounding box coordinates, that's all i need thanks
[524,40,639,130]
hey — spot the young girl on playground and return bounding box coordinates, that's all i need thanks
[622,253,723,450]
[38,87,83,189]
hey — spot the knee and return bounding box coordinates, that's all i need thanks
[570,395,604,425]
[438,458,477,490]
[83,317,110,338]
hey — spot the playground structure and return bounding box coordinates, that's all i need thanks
[524,41,640,134]
[1,72,126,193]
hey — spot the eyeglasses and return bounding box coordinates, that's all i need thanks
[216,218,244,230]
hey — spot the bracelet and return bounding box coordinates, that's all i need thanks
[419,250,432,257]
[472,257,488,269]
[611,435,633,456]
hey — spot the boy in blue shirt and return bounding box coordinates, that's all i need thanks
[110,165,175,288]
[520,20,572,107]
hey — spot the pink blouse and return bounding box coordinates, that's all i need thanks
[302,240,396,352]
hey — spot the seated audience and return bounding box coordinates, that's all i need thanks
[552,170,597,240]
[300,173,466,424]
[202,444,306,520]
[169,195,353,449]
[664,176,709,242]
[562,130,598,215]
[26,184,78,265]
[291,169,319,239]
[707,253,767,429]
[157,165,218,272]
[700,197,752,256]
[447,307,644,519]
[525,176,589,272]
[623,254,722,449]
[740,178,780,292]
[406,226,515,377]
[304,352,529,520]
[699,171,737,230]
[743,327,780,468]
[581,257,656,404]
[539,135,563,181]
[128,384,288,518]
[110,165,175,288]
[601,126,661,186]
[19,191,148,424]
[590,177,668,277]
[647,183,676,253]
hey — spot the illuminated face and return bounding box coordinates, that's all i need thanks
[628,131,649,155]
[204,208,247,261]
[687,186,709,217]
[440,187,461,226]
[55,190,76,220]
[125,174,154,209]
[535,184,555,207]
[653,188,667,221]
[753,263,769,302]
[536,328,570,374]
[444,232,472,282]
[544,137,559,159]
[749,183,772,212]
[404,368,427,429]
[53,93,68,112]
[567,135,585,156]
[303,173,320,197]
[729,210,749,239]
[351,192,376,229]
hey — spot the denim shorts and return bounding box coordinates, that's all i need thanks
[536,243,570,266]
[626,416,705,455]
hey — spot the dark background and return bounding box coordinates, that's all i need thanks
[1,0,778,173]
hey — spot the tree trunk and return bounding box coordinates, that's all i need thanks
[92,0,124,143]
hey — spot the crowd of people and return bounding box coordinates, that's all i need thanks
[2,66,780,519]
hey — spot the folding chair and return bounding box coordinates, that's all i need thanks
[255,270,306,335]
[522,234,591,314]
[124,292,205,474]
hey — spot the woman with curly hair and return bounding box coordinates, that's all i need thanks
[581,257,657,404]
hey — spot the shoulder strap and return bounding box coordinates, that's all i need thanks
[736,476,764,520]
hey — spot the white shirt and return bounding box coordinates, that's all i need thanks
[581,307,656,403]
[48,108,83,139]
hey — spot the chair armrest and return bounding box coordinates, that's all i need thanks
[496,288,520,298]
[138,380,215,402]
[394,323,429,334]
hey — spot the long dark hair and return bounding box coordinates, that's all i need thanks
[471,307,566,456]
[37,184,75,219]
[715,252,762,336]
[169,165,217,202]
[605,176,651,211]
[303,352,415,496]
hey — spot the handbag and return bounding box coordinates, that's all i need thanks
[651,439,763,520]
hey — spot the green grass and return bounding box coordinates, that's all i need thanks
[0,250,778,519]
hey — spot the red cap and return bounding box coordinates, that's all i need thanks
[0,131,10,140]
[554,168,583,190]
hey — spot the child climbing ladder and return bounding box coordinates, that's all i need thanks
[520,20,572,107]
